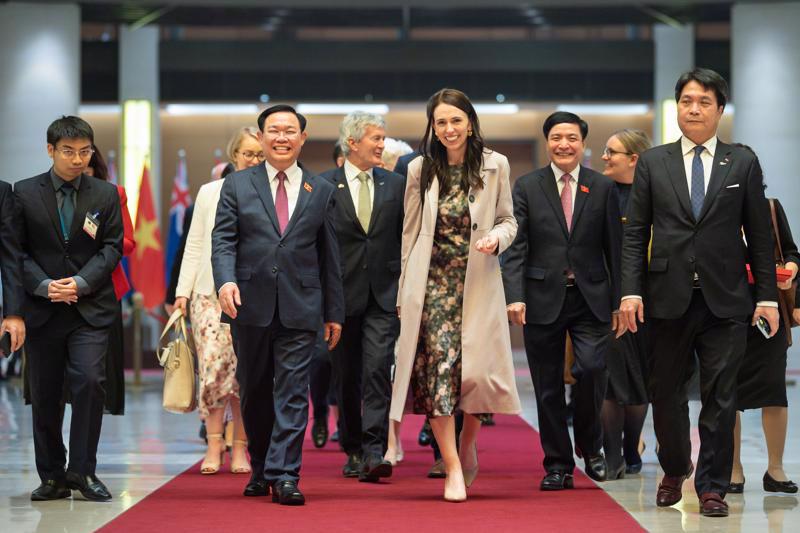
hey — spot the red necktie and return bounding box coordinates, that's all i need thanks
[275,171,289,234]
[560,173,573,232]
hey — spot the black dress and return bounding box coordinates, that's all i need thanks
[736,198,798,410]
[605,182,650,405]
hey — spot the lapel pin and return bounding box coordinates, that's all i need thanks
[379,181,385,186]
[337,183,345,189]
[304,182,313,192]
[720,158,729,166]
[580,185,589,193]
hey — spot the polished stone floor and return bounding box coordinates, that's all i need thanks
[1,348,799,532]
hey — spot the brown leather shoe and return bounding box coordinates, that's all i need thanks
[656,464,694,507]
[699,492,729,517]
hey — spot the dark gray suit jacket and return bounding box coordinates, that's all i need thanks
[0,180,24,317]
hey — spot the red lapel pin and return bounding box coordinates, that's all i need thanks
[580,185,589,193]
[304,182,313,192]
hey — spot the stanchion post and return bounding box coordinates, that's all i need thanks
[132,292,144,387]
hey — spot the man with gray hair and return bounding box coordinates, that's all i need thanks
[321,111,405,482]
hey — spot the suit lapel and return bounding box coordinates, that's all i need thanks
[698,140,733,222]
[538,167,569,239]
[367,168,387,234]
[248,164,281,234]
[663,141,695,222]
[570,168,591,238]
[282,167,314,238]
[333,167,362,233]
[69,175,93,239]
[38,174,66,246]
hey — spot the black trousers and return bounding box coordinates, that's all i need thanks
[309,333,340,423]
[332,292,398,458]
[234,313,317,485]
[648,289,747,496]
[523,287,609,474]
[27,305,109,481]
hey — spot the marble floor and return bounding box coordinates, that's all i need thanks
[1,348,799,533]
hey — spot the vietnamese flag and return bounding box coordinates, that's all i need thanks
[130,164,166,309]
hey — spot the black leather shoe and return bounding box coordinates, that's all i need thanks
[607,461,626,480]
[65,472,112,502]
[243,478,269,497]
[625,461,643,475]
[418,420,433,447]
[359,455,392,483]
[311,419,328,449]
[584,454,608,482]
[764,472,799,494]
[272,480,305,506]
[31,479,71,501]
[540,471,574,491]
[727,477,745,494]
[342,453,362,478]
[331,430,339,442]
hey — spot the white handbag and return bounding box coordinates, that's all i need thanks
[157,309,198,413]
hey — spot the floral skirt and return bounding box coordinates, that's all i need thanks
[189,293,239,418]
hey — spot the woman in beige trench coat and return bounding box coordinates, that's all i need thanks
[390,88,521,502]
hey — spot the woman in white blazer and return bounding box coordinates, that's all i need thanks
[175,127,264,474]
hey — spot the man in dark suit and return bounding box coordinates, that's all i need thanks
[503,111,622,490]
[321,111,404,482]
[212,104,344,506]
[620,68,778,517]
[392,150,418,179]
[15,116,122,502]
[0,179,25,355]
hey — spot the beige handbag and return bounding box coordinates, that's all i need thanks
[157,309,198,413]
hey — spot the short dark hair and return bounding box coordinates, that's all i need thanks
[543,111,588,140]
[47,115,94,146]
[675,68,728,110]
[332,142,344,165]
[257,104,307,132]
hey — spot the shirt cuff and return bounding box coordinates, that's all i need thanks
[621,295,643,301]
[508,302,526,307]
[756,301,779,308]
[74,276,89,296]
[35,279,53,298]
[218,282,237,294]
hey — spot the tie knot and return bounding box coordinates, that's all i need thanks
[276,171,287,184]
[61,182,74,193]
[693,145,705,156]
[561,173,572,184]
[357,171,370,184]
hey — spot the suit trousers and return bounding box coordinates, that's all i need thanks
[648,289,747,496]
[27,304,108,481]
[332,291,398,459]
[523,287,609,473]
[234,310,317,485]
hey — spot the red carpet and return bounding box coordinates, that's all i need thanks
[99,415,644,532]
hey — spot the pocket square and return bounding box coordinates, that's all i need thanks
[725,184,740,189]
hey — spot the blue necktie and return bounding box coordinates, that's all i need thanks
[59,183,75,239]
[690,145,705,219]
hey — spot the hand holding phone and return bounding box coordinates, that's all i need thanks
[755,316,772,339]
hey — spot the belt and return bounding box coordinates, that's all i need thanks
[565,279,577,287]
[692,278,701,289]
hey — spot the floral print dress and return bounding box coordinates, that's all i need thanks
[412,166,471,417]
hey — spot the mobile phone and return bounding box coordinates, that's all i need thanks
[756,316,772,339]
[0,331,11,356]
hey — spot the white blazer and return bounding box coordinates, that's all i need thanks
[175,179,224,299]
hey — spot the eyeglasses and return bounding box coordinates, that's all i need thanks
[237,150,266,161]
[603,147,633,157]
[55,147,95,159]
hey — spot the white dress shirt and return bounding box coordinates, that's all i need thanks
[552,162,580,211]
[266,160,302,219]
[344,158,374,209]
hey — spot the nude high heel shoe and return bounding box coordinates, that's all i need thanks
[230,439,252,474]
[200,434,225,475]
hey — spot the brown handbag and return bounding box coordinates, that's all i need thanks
[768,198,799,345]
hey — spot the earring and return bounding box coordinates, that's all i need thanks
[468,130,473,137]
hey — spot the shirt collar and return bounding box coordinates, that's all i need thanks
[265,161,299,182]
[681,135,717,158]
[344,159,373,183]
[50,167,82,191]
[551,162,580,182]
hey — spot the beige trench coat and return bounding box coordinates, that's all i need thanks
[389,150,522,421]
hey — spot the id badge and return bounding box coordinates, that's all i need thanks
[83,212,99,239]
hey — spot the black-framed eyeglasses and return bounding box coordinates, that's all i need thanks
[603,147,633,157]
